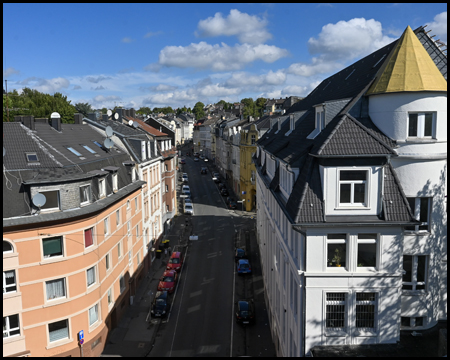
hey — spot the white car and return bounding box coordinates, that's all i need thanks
[184,203,194,215]
[182,185,190,192]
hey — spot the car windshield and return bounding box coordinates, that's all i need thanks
[240,264,249,269]
[237,249,244,255]
[162,276,174,282]
[156,299,166,305]
[185,205,192,209]
[170,258,180,264]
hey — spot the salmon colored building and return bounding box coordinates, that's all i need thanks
[3,115,146,356]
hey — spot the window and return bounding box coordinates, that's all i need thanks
[136,224,139,239]
[107,288,113,306]
[105,253,110,271]
[43,236,63,258]
[355,293,376,330]
[117,242,122,259]
[80,185,91,205]
[127,221,131,235]
[40,190,60,211]
[84,228,94,248]
[3,241,13,254]
[403,255,427,291]
[89,304,99,326]
[165,164,168,171]
[87,266,96,287]
[327,234,346,268]
[408,113,435,138]
[137,252,141,266]
[401,316,426,328]
[357,234,377,268]
[251,135,256,145]
[99,178,106,197]
[48,319,69,342]
[116,209,120,226]
[316,109,325,131]
[67,147,82,156]
[339,170,367,206]
[104,217,109,236]
[46,278,66,300]
[26,152,39,162]
[166,185,169,192]
[3,270,17,293]
[127,200,130,210]
[119,275,125,293]
[82,145,96,154]
[128,251,132,265]
[406,197,432,232]
[326,293,346,329]
[112,174,118,191]
[166,205,170,212]
[135,197,138,211]
[93,140,103,148]
[132,168,136,182]
[3,314,20,338]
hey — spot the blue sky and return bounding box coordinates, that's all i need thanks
[3,3,447,111]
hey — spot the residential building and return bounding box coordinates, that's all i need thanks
[3,114,145,357]
[254,25,446,356]
[264,98,286,115]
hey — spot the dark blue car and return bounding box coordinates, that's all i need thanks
[237,259,251,275]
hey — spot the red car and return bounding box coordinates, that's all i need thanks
[158,270,178,294]
[166,251,183,272]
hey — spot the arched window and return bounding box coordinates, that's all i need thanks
[3,241,13,254]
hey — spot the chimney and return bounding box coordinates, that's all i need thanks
[74,113,83,124]
[116,108,123,123]
[50,114,61,131]
[14,116,23,122]
[102,114,108,122]
[87,113,97,121]
[23,115,35,130]
[130,108,136,118]
[34,118,49,125]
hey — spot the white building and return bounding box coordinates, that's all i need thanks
[254,26,446,356]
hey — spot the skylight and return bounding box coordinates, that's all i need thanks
[93,141,103,148]
[82,145,96,154]
[26,153,39,162]
[67,147,82,156]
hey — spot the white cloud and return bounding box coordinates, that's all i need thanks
[158,42,289,71]
[308,18,394,61]
[287,58,344,77]
[92,85,106,91]
[86,75,111,83]
[3,67,20,78]
[144,31,163,38]
[426,11,447,44]
[18,76,70,93]
[121,37,135,43]
[73,85,82,90]
[224,70,286,87]
[150,84,178,92]
[281,85,308,97]
[196,9,271,44]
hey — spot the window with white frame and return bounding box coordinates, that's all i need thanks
[40,190,60,211]
[127,200,130,210]
[43,236,63,258]
[3,314,20,338]
[99,178,106,197]
[3,241,13,253]
[104,217,109,235]
[408,112,435,139]
[46,278,66,300]
[355,293,376,330]
[280,165,293,195]
[326,293,346,330]
[117,241,122,259]
[105,253,110,271]
[128,251,132,265]
[86,266,96,287]
[357,234,377,268]
[166,184,169,192]
[127,221,131,235]
[316,108,325,131]
[251,134,256,145]
[266,156,276,178]
[107,288,113,306]
[3,270,17,294]
[84,227,94,248]
[48,319,69,342]
[116,209,120,226]
[338,170,368,206]
[80,185,91,205]
[137,252,141,266]
[402,255,427,291]
[89,304,99,326]
[327,234,347,268]
[136,224,139,239]
[401,316,426,328]
[405,197,432,232]
[112,173,118,191]
[135,197,138,211]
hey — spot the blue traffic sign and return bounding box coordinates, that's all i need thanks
[78,330,84,340]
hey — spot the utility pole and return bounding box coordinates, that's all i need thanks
[5,80,10,122]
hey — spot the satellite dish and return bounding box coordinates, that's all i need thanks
[128,120,134,126]
[114,113,119,120]
[105,126,113,137]
[132,121,139,128]
[104,138,114,149]
[107,109,112,117]
[32,193,47,208]
[50,112,61,119]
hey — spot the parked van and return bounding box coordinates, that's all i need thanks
[167,252,183,272]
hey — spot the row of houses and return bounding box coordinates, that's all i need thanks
[3,109,178,356]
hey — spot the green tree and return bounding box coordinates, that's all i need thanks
[241,98,256,118]
[255,97,266,117]
[101,107,108,114]
[75,102,93,117]
[192,101,205,120]
[137,107,151,115]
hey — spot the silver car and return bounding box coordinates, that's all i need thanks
[184,203,194,215]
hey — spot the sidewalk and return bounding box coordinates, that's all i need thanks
[101,215,188,357]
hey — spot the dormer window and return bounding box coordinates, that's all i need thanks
[339,170,367,206]
[307,105,325,139]
[285,114,295,136]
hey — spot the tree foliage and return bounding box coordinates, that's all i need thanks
[74,102,93,117]
[152,106,174,115]
[217,99,232,110]
[137,107,152,115]
[3,87,76,123]
[192,101,205,120]
[240,97,266,118]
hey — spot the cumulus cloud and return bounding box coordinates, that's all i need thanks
[92,85,106,91]
[158,42,289,71]
[86,75,111,83]
[121,37,135,43]
[287,58,344,77]
[196,9,271,44]
[281,85,308,97]
[308,18,394,61]
[18,76,70,93]
[144,31,163,38]
[426,11,447,44]
[224,70,286,88]
[144,63,162,72]
[3,67,20,78]
[150,84,178,92]
[91,95,122,109]
[73,85,82,90]
[93,95,121,102]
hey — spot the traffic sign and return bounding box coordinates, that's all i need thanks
[78,330,84,340]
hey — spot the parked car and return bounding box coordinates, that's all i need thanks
[199,155,205,160]
[193,152,200,157]
[184,197,192,205]
[183,189,191,198]
[237,259,251,275]
[151,291,169,317]
[212,172,221,183]
[180,158,186,164]
[200,167,207,174]
[220,188,229,196]
[229,200,238,209]
[194,157,199,162]
[184,203,194,215]
[182,185,190,192]
[204,157,208,162]
[167,252,183,272]
[182,173,188,183]
[218,183,225,190]
[158,270,178,294]
[235,247,247,261]
[235,299,255,324]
